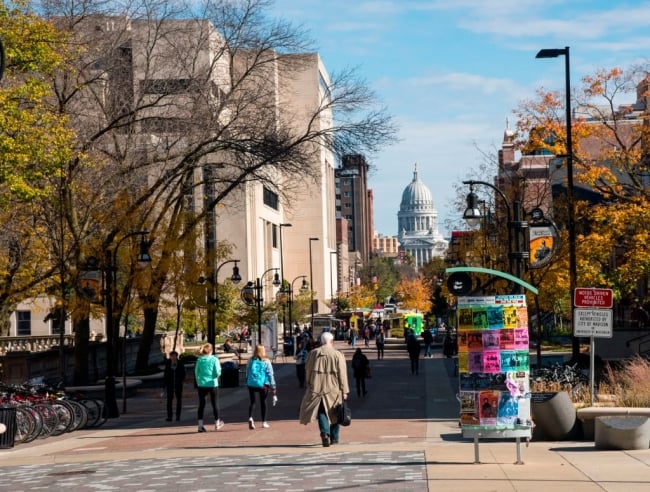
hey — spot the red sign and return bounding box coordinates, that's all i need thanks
[574,288,613,309]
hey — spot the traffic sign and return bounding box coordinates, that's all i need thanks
[574,308,613,338]
[574,288,613,308]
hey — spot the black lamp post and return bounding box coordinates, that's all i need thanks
[288,275,308,332]
[309,237,319,330]
[462,180,528,293]
[241,268,281,345]
[279,223,292,339]
[204,260,241,354]
[104,231,152,418]
[536,46,579,358]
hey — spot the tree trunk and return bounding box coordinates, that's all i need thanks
[73,317,90,385]
[135,305,158,371]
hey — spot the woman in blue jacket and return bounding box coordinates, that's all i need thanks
[194,343,223,432]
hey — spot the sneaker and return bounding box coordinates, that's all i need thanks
[248,418,255,430]
[198,426,207,433]
[320,432,330,447]
[216,420,225,430]
[262,422,270,429]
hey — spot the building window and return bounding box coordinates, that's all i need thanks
[16,311,31,336]
[344,191,351,197]
[272,223,278,248]
[344,179,352,185]
[263,187,279,210]
[344,202,352,209]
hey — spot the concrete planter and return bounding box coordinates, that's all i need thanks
[531,391,580,440]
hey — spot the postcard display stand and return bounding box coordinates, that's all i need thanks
[457,295,533,464]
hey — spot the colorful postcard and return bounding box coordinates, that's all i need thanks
[460,391,477,413]
[500,351,517,372]
[468,352,484,373]
[457,331,468,353]
[513,328,529,349]
[474,373,492,390]
[516,306,528,327]
[482,330,500,350]
[472,308,489,329]
[489,373,508,391]
[515,350,530,371]
[467,332,483,351]
[458,308,474,330]
[482,350,501,373]
[459,373,474,390]
[499,329,515,350]
[487,305,504,329]
[503,306,518,328]
[497,391,519,426]
[478,390,499,424]
[457,352,469,373]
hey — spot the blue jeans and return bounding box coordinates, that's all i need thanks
[317,401,340,442]
[424,343,433,357]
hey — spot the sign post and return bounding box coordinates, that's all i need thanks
[573,288,613,405]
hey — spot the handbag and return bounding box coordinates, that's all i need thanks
[337,400,352,426]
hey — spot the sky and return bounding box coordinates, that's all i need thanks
[271,0,650,237]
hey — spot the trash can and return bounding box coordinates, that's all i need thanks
[0,407,17,449]
[221,361,239,388]
[283,337,294,356]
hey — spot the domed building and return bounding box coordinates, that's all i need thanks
[397,164,448,269]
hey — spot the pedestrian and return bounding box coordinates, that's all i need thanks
[295,340,309,388]
[246,344,277,429]
[375,327,386,360]
[406,331,421,375]
[194,343,224,432]
[163,350,186,422]
[422,327,434,358]
[363,325,370,347]
[348,326,357,347]
[351,348,370,397]
[299,331,349,447]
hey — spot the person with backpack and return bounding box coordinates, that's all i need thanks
[246,344,277,429]
[351,348,370,397]
[194,343,223,432]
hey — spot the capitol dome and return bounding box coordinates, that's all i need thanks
[400,164,433,211]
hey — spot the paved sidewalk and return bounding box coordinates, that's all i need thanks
[1,341,649,491]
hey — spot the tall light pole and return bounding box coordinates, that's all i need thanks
[241,268,281,345]
[536,46,579,358]
[279,223,292,339]
[104,231,152,418]
[288,275,308,333]
[329,251,337,310]
[462,180,528,293]
[204,259,241,355]
[309,237,319,330]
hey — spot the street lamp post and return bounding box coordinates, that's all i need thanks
[288,275,308,333]
[104,231,152,418]
[308,237,319,330]
[279,223,292,340]
[462,180,528,293]
[205,260,241,355]
[241,268,281,345]
[536,46,579,358]
[329,251,337,310]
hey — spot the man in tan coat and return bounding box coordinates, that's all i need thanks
[299,331,349,447]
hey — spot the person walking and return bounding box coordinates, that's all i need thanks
[422,327,434,358]
[246,344,277,429]
[351,348,370,397]
[294,340,309,388]
[375,327,386,360]
[363,324,370,347]
[348,326,357,347]
[194,343,224,432]
[406,331,421,375]
[299,331,349,447]
[163,350,186,421]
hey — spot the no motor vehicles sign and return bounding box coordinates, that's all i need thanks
[574,288,613,309]
[574,308,613,338]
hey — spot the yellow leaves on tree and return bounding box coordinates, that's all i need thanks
[394,277,432,313]
[347,285,377,310]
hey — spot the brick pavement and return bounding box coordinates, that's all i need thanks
[1,340,649,491]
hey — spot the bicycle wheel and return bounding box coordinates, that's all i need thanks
[50,402,73,436]
[21,406,43,444]
[80,398,101,428]
[34,403,58,438]
[64,399,88,431]
[13,406,35,444]
[94,398,108,427]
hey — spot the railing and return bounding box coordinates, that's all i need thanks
[0,335,75,356]
[626,332,650,357]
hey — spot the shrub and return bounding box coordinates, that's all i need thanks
[600,356,650,407]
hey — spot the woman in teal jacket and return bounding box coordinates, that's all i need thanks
[194,343,223,432]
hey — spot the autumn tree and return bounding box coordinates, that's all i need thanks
[393,277,432,313]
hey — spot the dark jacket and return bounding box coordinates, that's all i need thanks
[351,351,370,379]
[164,358,186,390]
[406,335,421,358]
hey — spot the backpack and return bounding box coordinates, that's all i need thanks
[247,358,267,388]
